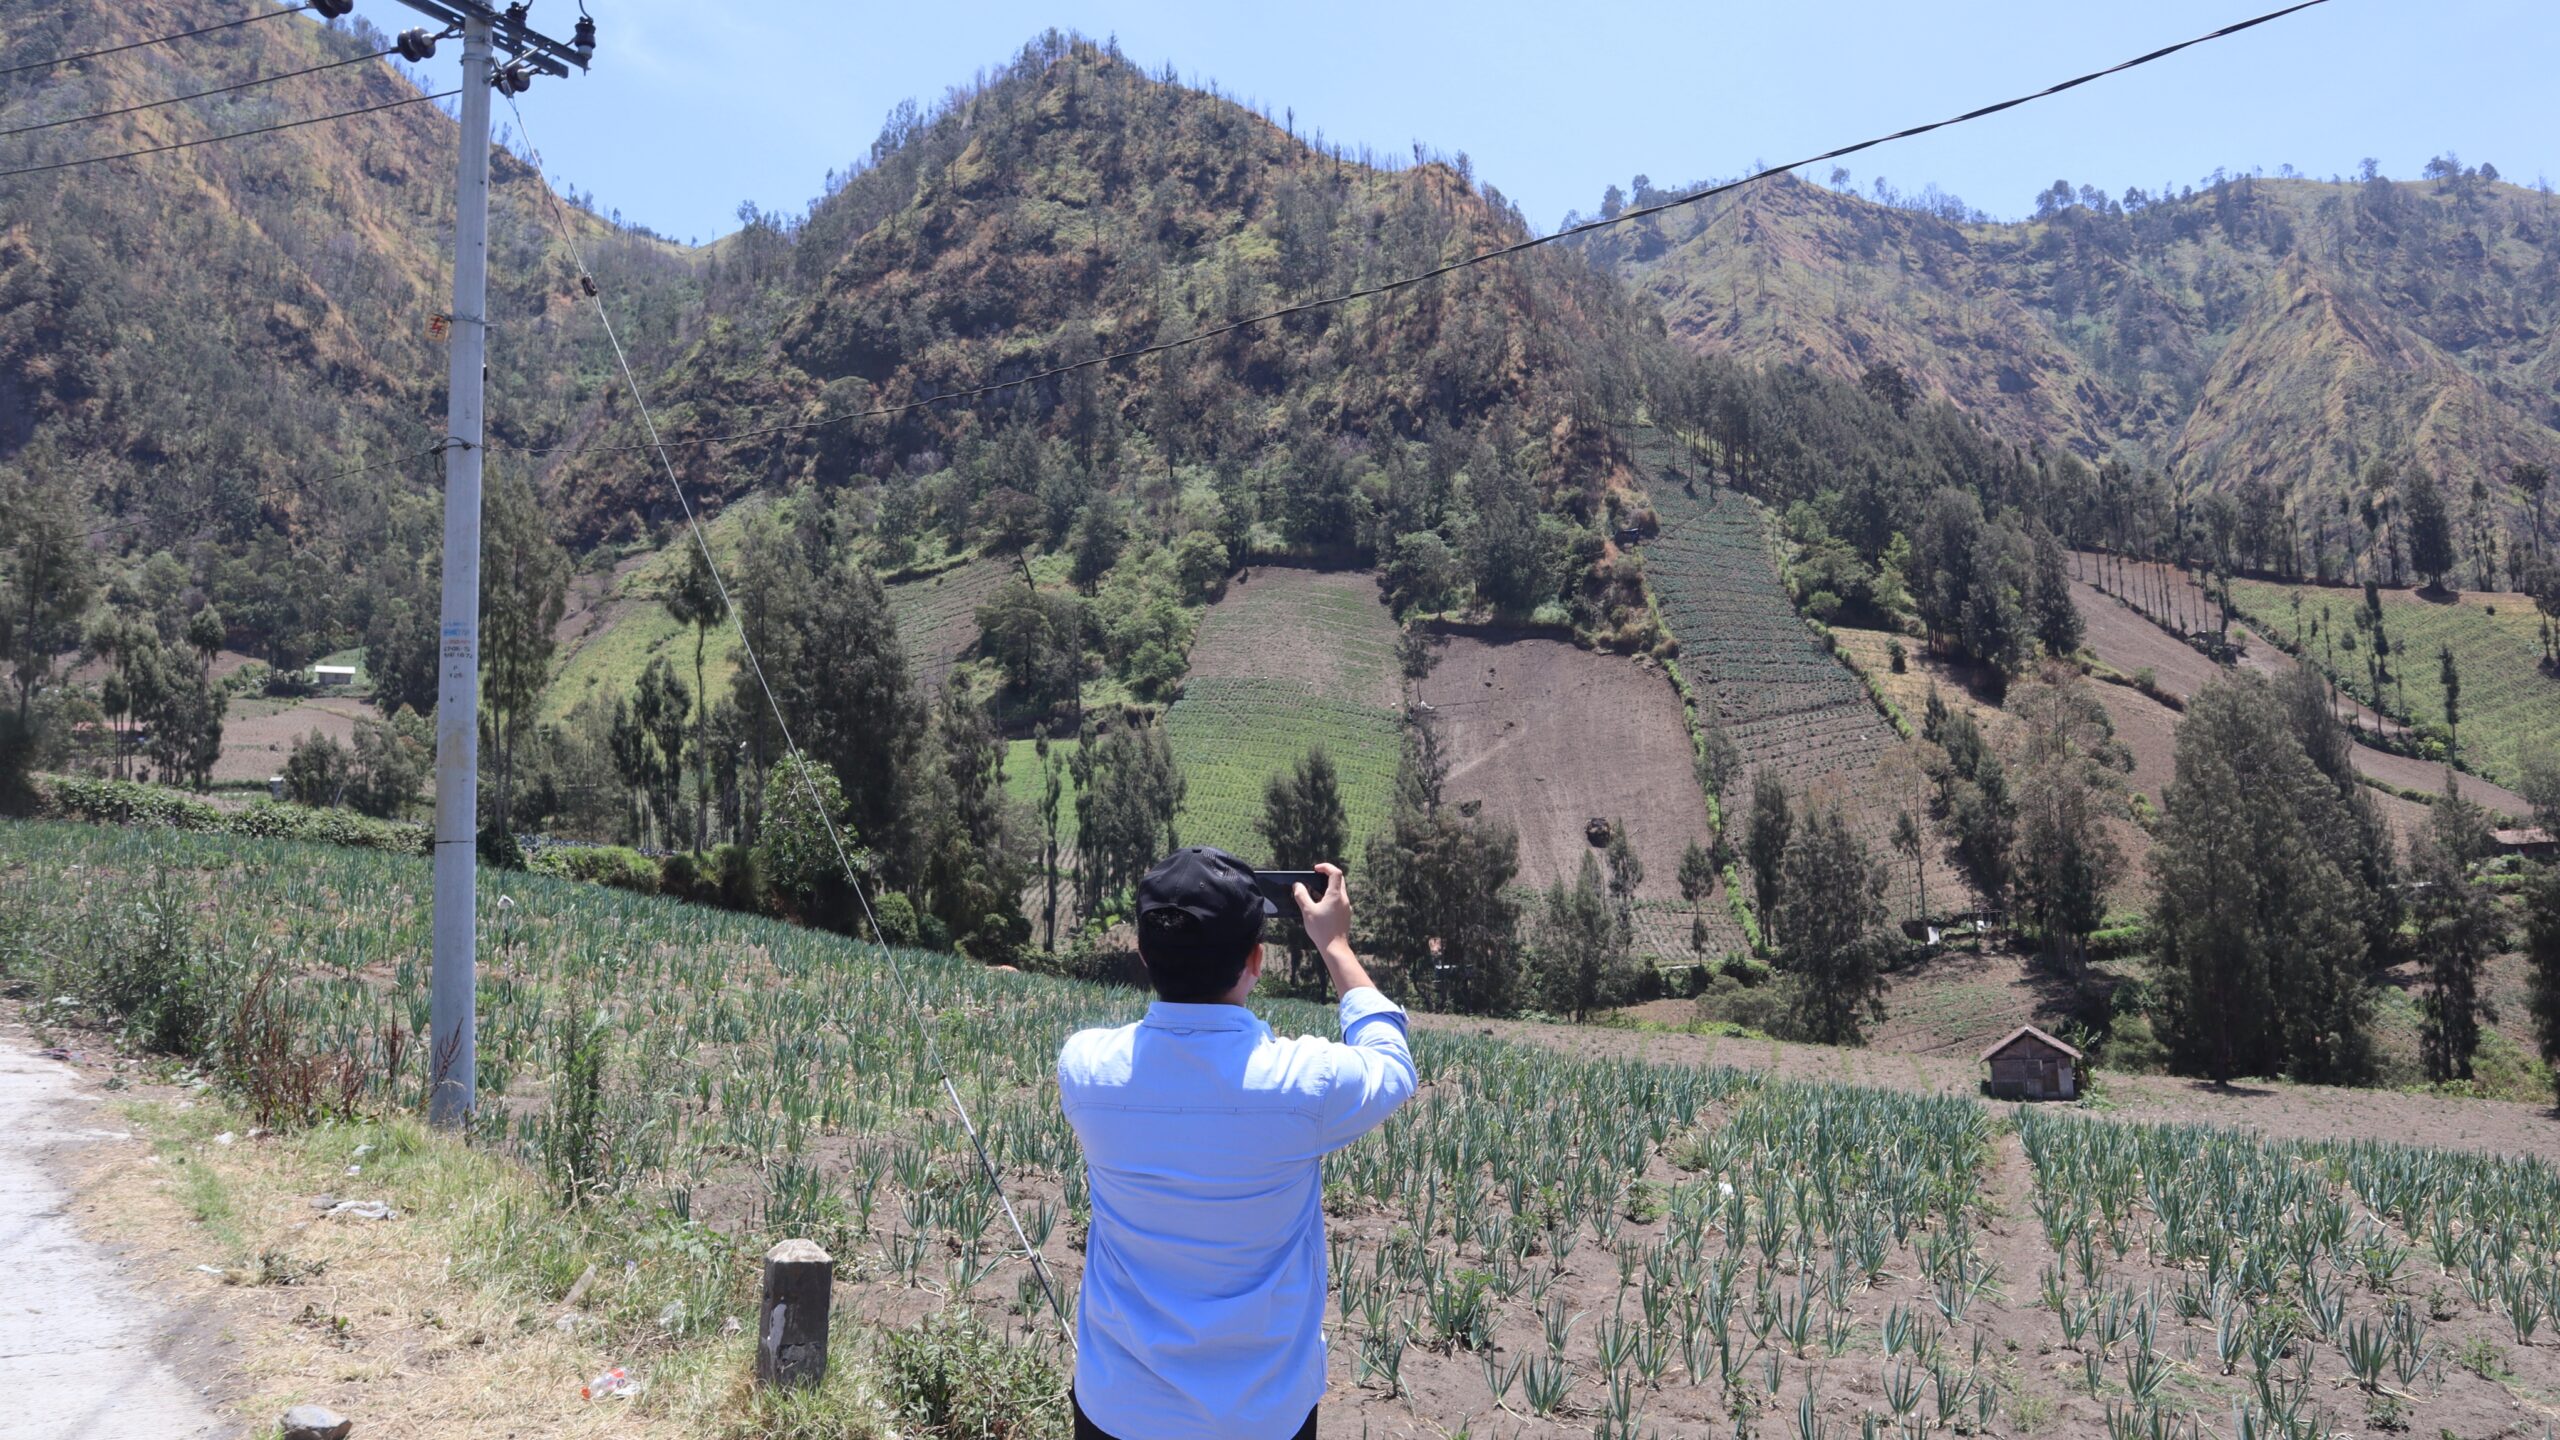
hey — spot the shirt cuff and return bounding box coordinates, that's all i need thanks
[1338,985,1406,1032]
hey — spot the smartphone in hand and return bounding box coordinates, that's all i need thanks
[1252,869,1331,913]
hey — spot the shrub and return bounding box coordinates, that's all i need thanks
[878,1311,1069,1440]
[477,820,525,870]
[39,774,224,830]
[88,877,235,1058]
[530,845,663,895]
[282,730,351,808]
[231,799,429,855]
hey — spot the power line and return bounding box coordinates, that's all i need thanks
[0,4,315,81]
[0,88,458,179]
[510,0,2332,464]
[0,46,396,141]
[502,90,1078,1345]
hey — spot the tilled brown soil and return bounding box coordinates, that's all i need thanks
[1185,567,1403,710]
[1414,635,1713,901]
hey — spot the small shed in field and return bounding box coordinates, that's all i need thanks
[2493,827,2556,861]
[1980,1025,2081,1101]
[312,665,358,688]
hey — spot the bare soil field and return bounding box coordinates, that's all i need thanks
[213,694,380,785]
[1413,635,1712,903]
[1183,567,1401,709]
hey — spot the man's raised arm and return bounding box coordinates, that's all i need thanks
[1296,862,1415,1149]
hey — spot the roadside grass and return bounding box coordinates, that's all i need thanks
[100,1091,910,1440]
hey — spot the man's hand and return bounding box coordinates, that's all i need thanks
[1293,862,1375,995]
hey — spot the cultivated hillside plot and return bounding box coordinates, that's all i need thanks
[2068,564,2525,820]
[1414,635,1712,907]
[1163,569,1405,862]
[2232,576,2557,795]
[884,558,1011,696]
[1181,567,1403,708]
[1642,475,1968,920]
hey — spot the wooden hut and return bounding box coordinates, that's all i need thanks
[1980,1025,2082,1101]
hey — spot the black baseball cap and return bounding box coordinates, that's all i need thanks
[1136,846,1274,955]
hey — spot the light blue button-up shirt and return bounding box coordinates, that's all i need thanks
[1057,987,1417,1440]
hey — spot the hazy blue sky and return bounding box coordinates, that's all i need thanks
[380,0,2559,245]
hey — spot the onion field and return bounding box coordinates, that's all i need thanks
[11,818,2560,1435]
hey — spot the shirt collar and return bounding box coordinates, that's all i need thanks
[1139,1000,1264,1035]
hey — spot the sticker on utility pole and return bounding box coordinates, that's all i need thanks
[441,622,475,662]
[429,313,451,341]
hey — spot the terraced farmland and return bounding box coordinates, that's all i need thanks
[1161,569,1407,863]
[2231,577,2558,790]
[1414,636,1722,916]
[1163,680,1401,862]
[886,557,1012,695]
[1639,459,1971,921]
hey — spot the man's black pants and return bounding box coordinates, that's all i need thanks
[1071,1391,1317,1440]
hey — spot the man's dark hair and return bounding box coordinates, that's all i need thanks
[1138,906,1262,1002]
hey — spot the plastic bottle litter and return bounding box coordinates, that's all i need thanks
[583,1366,639,1400]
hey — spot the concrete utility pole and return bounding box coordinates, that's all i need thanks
[391,0,594,1128]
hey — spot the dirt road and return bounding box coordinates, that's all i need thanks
[0,1038,224,1440]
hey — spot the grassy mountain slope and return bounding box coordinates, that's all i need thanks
[1581,171,2560,542]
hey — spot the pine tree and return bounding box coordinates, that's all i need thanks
[1776,804,1891,1044]
[1745,772,1792,947]
[2525,863,2560,1109]
[1676,839,1717,962]
[663,542,729,851]
[1364,721,1523,1013]
[1535,852,1640,1022]
[2152,675,2373,1084]
[480,467,570,832]
[1603,823,1644,940]
[1260,747,1350,982]
[2009,676,2125,971]
[2410,834,2499,1084]
[1072,718,1185,919]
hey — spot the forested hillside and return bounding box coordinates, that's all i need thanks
[1578,167,2560,576]
[547,32,1661,558]
[0,0,701,668]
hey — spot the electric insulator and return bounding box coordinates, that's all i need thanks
[395,27,437,62]
[494,62,534,96]
[571,14,595,57]
[312,0,354,17]
[504,3,529,25]
[579,275,598,298]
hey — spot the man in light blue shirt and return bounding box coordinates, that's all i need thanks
[1058,848,1416,1440]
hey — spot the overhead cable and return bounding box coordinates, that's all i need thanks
[0,5,315,81]
[510,0,2332,463]
[0,46,396,140]
[0,88,459,179]
[498,92,1078,1343]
